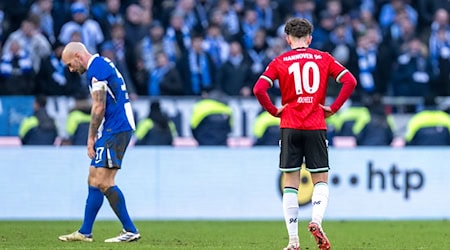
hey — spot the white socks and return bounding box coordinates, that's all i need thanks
[283,187,299,240]
[311,182,329,225]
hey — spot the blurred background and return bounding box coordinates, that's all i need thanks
[0,0,449,220]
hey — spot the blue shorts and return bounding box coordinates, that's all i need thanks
[91,131,132,169]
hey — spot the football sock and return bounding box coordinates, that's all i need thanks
[283,187,299,239]
[311,182,329,225]
[79,186,104,235]
[104,185,137,233]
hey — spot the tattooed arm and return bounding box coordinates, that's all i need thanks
[87,81,107,159]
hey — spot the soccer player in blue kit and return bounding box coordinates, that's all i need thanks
[58,42,140,243]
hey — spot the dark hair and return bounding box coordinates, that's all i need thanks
[284,18,313,38]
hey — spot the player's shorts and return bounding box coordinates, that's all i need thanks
[279,128,329,173]
[91,131,132,169]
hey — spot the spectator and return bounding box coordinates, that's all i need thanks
[359,8,381,32]
[252,0,282,36]
[18,95,58,145]
[203,24,230,69]
[100,23,137,100]
[2,0,34,41]
[35,41,84,97]
[123,3,148,49]
[247,28,271,84]
[216,40,252,96]
[356,94,395,146]
[428,9,450,95]
[3,15,52,72]
[194,0,215,33]
[177,33,215,95]
[137,0,155,27]
[30,0,56,44]
[190,91,232,146]
[51,0,72,40]
[163,10,191,63]
[404,96,450,146]
[430,27,450,96]
[336,104,371,138]
[290,0,316,24]
[214,0,241,41]
[134,101,177,145]
[324,0,345,24]
[65,97,91,145]
[252,110,280,146]
[349,9,381,39]
[416,0,450,29]
[377,11,418,96]
[58,1,104,54]
[390,38,433,97]
[322,22,356,68]
[355,32,380,95]
[311,11,336,50]
[0,39,34,95]
[384,9,417,49]
[323,22,358,97]
[378,0,418,34]
[173,0,203,33]
[240,8,261,50]
[138,21,166,74]
[92,0,124,41]
[147,51,184,96]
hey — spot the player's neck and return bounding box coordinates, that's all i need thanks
[290,41,309,50]
[291,44,309,50]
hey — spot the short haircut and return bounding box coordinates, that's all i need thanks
[284,18,313,38]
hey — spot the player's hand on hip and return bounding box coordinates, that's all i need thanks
[320,104,335,118]
[275,104,288,117]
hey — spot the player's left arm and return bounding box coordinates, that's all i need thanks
[87,78,107,159]
[253,60,286,117]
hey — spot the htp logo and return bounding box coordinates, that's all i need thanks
[278,161,425,205]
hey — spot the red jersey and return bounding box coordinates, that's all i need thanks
[261,48,349,130]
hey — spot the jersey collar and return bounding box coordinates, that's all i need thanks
[87,54,99,70]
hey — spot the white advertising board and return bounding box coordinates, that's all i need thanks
[0,147,446,220]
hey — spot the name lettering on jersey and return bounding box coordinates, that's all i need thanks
[283,53,323,61]
[283,53,313,61]
[297,96,313,103]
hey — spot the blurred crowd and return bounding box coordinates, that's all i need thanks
[0,0,449,101]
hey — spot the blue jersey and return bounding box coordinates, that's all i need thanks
[86,55,135,136]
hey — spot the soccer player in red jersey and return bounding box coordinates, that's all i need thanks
[253,18,357,250]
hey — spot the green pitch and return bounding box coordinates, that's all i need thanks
[0,220,448,249]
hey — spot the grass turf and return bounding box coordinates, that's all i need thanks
[0,220,448,249]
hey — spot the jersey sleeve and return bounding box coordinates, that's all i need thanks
[326,53,357,113]
[260,59,279,86]
[327,54,350,83]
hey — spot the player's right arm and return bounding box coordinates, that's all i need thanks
[253,60,286,117]
[87,78,107,159]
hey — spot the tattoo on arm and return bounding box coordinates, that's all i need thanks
[89,89,106,139]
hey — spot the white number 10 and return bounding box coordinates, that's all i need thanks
[288,61,320,95]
